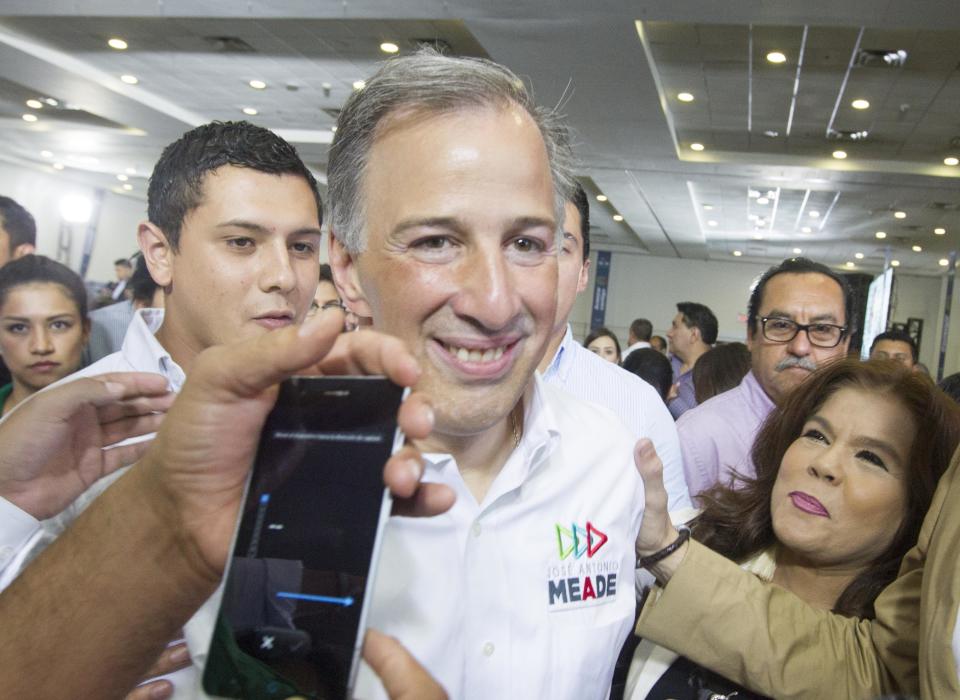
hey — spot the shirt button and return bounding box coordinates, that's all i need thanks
[471,521,482,537]
[482,642,495,657]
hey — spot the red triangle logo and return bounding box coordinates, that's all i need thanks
[586,521,608,557]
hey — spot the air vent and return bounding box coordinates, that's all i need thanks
[203,36,256,53]
[827,128,869,141]
[854,49,907,68]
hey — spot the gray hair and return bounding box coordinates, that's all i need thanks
[328,48,576,253]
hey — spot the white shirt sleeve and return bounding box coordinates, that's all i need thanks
[639,392,692,512]
[0,496,41,588]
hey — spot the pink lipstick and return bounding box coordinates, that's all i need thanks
[789,491,830,518]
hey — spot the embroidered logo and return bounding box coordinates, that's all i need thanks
[555,521,608,560]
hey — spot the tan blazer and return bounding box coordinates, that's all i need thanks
[635,447,960,699]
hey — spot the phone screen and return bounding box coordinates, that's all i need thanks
[203,376,404,700]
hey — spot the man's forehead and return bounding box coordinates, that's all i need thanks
[760,272,845,315]
[876,340,912,353]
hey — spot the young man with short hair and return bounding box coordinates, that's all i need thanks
[665,301,717,418]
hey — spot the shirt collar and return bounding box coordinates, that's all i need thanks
[741,370,776,415]
[120,308,187,392]
[540,324,574,385]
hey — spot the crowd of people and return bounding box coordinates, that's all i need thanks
[1,48,960,700]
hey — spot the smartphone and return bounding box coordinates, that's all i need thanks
[202,376,405,700]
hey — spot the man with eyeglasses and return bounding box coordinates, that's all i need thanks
[676,257,852,502]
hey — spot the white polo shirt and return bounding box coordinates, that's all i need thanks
[355,374,644,700]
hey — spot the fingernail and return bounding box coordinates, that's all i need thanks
[406,458,423,483]
[169,644,189,664]
[150,682,173,699]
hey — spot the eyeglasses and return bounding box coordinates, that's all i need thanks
[759,317,847,348]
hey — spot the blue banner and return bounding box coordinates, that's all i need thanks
[590,251,611,330]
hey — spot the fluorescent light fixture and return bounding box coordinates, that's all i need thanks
[242,107,258,116]
[677,92,694,102]
[935,227,946,235]
[876,231,887,239]
[120,74,139,85]
[855,252,864,259]
[25,99,42,109]
[107,38,128,50]
[59,194,93,223]
[832,150,847,159]
[612,214,624,222]
[851,99,870,110]
[690,142,705,151]
[380,42,400,54]
[702,204,714,210]
[894,211,906,219]
[912,245,923,252]
[766,51,787,64]
[596,194,608,202]
[248,79,267,90]
[21,114,38,122]
[945,157,959,166]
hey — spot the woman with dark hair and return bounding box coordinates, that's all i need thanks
[692,341,751,404]
[0,255,89,415]
[584,327,622,364]
[626,358,960,699]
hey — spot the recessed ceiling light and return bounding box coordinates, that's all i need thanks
[845,261,855,268]
[763,130,779,138]
[935,227,946,235]
[25,99,43,109]
[793,247,802,254]
[596,194,608,202]
[766,51,787,64]
[122,183,133,191]
[876,231,887,239]
[44,98,58,106]
[832,150,847,159]
[801,226,812,233]
[940,258,950,267]
[808,210,820,218]
[945,157,959,166]
[40,150,53,158]
[855,252,864,259]
[52,163,64,170]
[894,211,906,219]
[890,260,900,267]
[242,107,258,116]
[612,214,624,222]
[21,114,38,123]
[677,92,695,102]
[912,245,923,252]
[851,99,870,110]
[702,204,714,210]
[120,74,139,85]
[707,220,718,227]
[125,167,136,175]
[732,250,742,256]
[107,38,128,50]
[756,197,769,205]
[753,234,765,240]
[748,189,761,198]
[690,142,705,151]
[352,80,366,90]
[248,79,267,90]
[380,42,400,54]
[116,174,128,182]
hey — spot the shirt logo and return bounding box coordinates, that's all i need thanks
[555,521,608,560]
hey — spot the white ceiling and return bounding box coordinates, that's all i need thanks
[2,0,960,275]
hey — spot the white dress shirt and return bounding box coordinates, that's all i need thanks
[620,340,651,363]
[354,375,644,700]
[542,325,691,512]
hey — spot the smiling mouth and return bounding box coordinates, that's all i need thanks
[443,342,507,364]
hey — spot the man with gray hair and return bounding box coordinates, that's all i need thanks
[328,50,643,699]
